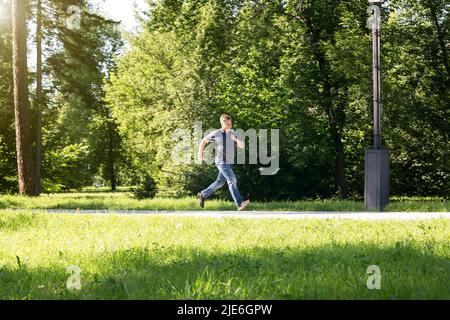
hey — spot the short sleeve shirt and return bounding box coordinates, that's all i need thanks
[205,129,238,164]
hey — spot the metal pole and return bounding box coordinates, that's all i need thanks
[371,3,382,149]
[365,1,389,211]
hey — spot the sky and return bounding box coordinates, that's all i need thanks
[0,0,149,31]
[0,1,10,23]
[90,0,149,31]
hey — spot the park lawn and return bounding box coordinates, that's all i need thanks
[0,193,449,212]
[0,210,448,299]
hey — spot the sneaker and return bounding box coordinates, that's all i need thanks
[197,192,205,209]
[237,199,250,211]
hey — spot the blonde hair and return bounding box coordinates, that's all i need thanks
[220,114,231,122]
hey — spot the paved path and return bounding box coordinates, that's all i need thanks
[21,209,450,220]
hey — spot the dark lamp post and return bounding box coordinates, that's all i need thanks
[365,0,389,211]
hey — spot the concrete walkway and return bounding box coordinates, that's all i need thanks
[25,209,450,220]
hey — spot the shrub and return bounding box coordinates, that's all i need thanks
[132,175,157,199]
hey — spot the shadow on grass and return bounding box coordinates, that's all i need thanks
[0,242,448,300]
[1,193,449,211]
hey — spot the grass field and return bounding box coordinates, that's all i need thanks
[0,210,448,299]
[0,192,449,212]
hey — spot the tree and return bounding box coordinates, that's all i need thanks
[35,0,124,191]
[11,0,36,195]
[35,0,43,195]
[0,0,18,193]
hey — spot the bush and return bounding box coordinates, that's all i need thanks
[41,143,91,192]
[132,175,157,200]
[0,137,18,194]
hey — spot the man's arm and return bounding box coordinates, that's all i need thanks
[231,134,245,149]
[198,137,209,162]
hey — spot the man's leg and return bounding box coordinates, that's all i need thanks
[217,164,243,208]
[200,170,227,200]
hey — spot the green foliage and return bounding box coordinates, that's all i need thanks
[0,3,16,194]
[105,0,449,199]
[41,143,91,192]
[132,174,158,200]
[382,0,450,196]
[42,1,125,190]
[0,0,448,198]
[0,137,18,194]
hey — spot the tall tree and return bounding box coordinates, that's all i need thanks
[32,0,124,191]
[0,0,18,194]
[285,0,350,199]
[35,0,43,195]
[11,0,36,195]
[421,0,450,81]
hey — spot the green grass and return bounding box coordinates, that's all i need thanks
[0,193,449,212]
[0,210,448,299]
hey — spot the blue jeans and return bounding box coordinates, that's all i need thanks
[200,164,243,208]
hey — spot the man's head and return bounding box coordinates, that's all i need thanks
[220,114,232,131]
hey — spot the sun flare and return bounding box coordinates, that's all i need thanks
[0,1,8,23]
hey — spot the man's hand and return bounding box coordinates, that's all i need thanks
[231,135,245,149]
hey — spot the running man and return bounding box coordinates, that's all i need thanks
[197,114,251,211]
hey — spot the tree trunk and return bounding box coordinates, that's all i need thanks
[107,121,117,191]
[35,0,43,195]
[329,117,348,199]
[105,108,116,191]
[12,0,36,195]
